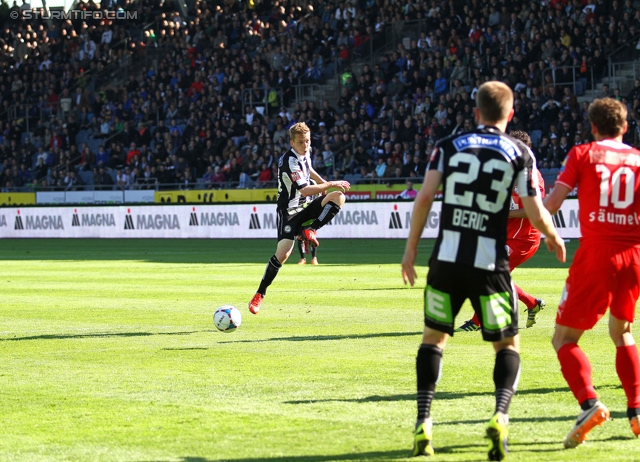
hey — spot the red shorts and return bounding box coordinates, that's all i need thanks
[557,244,640,330]
[507,239,540,270]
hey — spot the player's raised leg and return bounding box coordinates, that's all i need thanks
[301,191,346,247]
[515,284,545,328]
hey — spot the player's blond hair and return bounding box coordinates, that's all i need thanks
[288,122,310,141]
[588,98,627,138]
[475,81,514,124]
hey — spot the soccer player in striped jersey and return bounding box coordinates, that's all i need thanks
[402,81,565,460]
[545,98,640,447]
[455,130,547,332]
[248,122,350,314]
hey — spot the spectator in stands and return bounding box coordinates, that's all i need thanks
[33,157,48,181]
[63,170,83,191]
[256,163,273,188]
[116,169,130,191]
[1,0,638,197]
[93,166,112,191]
[398,180,417,200]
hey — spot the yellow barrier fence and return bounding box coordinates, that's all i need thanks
[0,192,36,206]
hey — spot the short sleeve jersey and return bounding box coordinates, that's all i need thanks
[277,147,313,214]
[556,140,640,246]
[428,126,539,272]
[507,168,545,243]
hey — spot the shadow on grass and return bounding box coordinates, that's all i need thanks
[163,347,209,351]
[170,425,638,462]
[0,330,202,341]
[284,386,575,405]
[285,394,416,404]
[610,410,630,420]
[174,450,414,461]
[516,435,636,454]
[219,331,422,345]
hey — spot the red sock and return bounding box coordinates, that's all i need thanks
[471,312,481,326]
[515,284,536,310]
[616,344,640,409]
[557,343,597,404]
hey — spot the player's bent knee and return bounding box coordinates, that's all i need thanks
[322,191,346,207]
[324,191,345,206]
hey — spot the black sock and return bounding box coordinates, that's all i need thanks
[298,241,304,259]
[310,202,341,230]
[416,344,443,421]
[494,349,520,415]
[627,407,640,419]
[257,255,282,296]
[311,246,316,258]
[581,399,598,411]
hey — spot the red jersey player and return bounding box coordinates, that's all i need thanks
[545,98,640,448]
[456,130,547,332]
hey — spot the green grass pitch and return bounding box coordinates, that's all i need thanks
[0,238,638,461]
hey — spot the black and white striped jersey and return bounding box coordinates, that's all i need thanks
[277,147,313,214]
[428,125,538,272]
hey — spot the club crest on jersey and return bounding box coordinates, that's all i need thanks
[284,225,292,233]
[290,171,302,182]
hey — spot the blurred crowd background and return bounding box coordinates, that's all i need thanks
[1,0,640,193]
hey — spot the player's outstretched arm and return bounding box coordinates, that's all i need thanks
[402,170,442,286]
[301,178,351,196]
[520,195,566,263]
[543,182,572,215]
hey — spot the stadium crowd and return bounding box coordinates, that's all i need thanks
[1,0,640,192]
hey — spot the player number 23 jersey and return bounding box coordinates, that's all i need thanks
[428,127,538,271]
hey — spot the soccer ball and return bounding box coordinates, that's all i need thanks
[213,305,242,333]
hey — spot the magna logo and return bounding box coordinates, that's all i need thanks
[248,207,277,229]
[124,209,180,230]
[72,209,116,227]
[14,209,64,230]
[552,209,578,229]
[15,210,23,229]
[389,205,402,229]
[249,206,260,229]
[189,207,239,226]
[330,209,378,225]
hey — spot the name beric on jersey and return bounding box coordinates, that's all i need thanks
[452,208,488,231]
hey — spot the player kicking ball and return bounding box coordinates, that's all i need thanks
[248,122,350,314]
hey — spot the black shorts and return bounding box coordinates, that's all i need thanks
[424,260,518,342]
[277,196,324,241]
